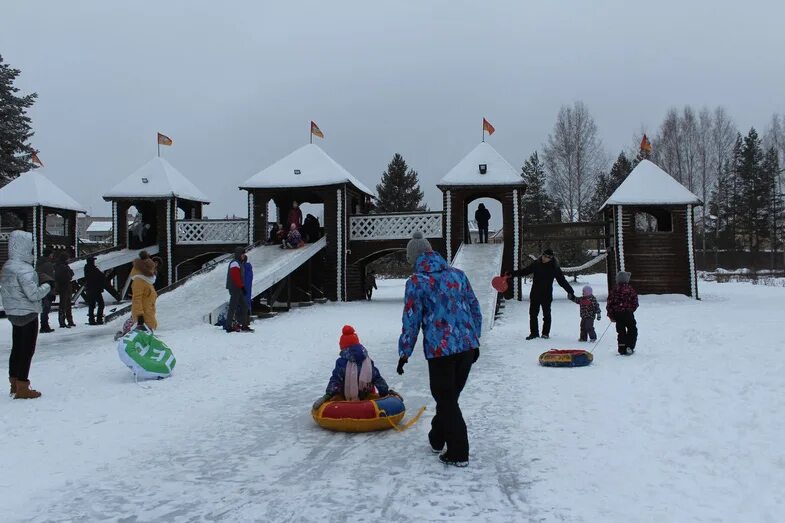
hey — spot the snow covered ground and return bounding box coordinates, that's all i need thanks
[1,275,784,522]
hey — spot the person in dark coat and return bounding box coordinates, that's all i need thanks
[607,271,639,355]
[267,222,280,245]
[225,247,251,333]
[287,201,303,230]
[35,249,56,333]
[474,203,491,244]
[509,248,574,340]
[365,268,377,300]
[301,213,321,243]
[84,257,107,325]
[54,252,75,328]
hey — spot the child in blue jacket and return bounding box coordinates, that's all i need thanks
[312,325,393,410]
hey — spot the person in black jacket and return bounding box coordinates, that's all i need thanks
[509,248,574,340]
[35,249,56,333]
[84,257,107,325]
[474,203,491,244]
[54,252,75,328]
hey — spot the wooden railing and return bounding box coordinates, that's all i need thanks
[176,219,248,245]
[349,212,442,241]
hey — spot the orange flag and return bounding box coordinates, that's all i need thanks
[310,121,324,139]
[31,152,44,167]
[640,134,652,154]
[157,132,173,146]
[483,117,495,136]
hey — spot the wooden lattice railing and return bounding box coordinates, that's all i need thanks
[349,212,442,241]
[176,219,248,245]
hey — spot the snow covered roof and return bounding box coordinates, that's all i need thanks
[439,142,523,186]
[600,160,702,210]
[0,170,85,212]
[103,157,210,203]
[86,221,113,232]
[240,144,373,196]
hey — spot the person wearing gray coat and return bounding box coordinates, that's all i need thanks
[0,231,53,399]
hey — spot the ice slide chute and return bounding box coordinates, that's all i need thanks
[450,243,504,336]
[69,246,160,281]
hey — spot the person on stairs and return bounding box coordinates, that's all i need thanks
[508,248,574,340]
[84,256,107,325]
[54,251,75,328]
[130,251,158,332]
[1,231,54,399]
[35,248,56,333]
[225,247,252,333]
[607,271,639,355]
[397,231,482,468]
[312,325,394,410]
[474,203,491,244]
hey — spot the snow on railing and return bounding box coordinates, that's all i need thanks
[176,219,249,245]
[350,212,442,241]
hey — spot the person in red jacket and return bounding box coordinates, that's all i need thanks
[287,201,303,230]
[607,271,638,355]
[224,247,251,333]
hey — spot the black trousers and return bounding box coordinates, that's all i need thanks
[615,311,638,350]
[529,298,552,337]
[478,226,489,244]
[58,292,74,327]
[9,318,38,381]
[86,292,105,323]
[40,295,53,329]
[225,287,248,330]
[427,349,475,462]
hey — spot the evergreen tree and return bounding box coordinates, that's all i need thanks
[0,54,38,187]
[586,151,633,215]
[375,153,426,212]
[521,151,557,223]
[736,128,769,251]
[762,146,784,257]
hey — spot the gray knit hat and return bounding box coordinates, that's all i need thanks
[616,271,631,284]
[406,231,432,265]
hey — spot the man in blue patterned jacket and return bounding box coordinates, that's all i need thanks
[397,231,482,467]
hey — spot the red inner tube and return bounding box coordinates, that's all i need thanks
[544,349,588,355]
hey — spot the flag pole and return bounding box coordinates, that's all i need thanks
[482,120,485,143]
[310,122,313,144]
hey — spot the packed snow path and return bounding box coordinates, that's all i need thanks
[451,243,504,336]
[1,276,784,521]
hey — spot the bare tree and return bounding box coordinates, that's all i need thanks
[653,108,684,184]
[544,101,606,221]
[763,113,785,188]
[696,107,715,256]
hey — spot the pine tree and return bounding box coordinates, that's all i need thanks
[586,152,632,216]
[0,54,38,187]
[736,128,768,251]
[375,153,426,212]
[521,151,557,224]
[762,146,784,258]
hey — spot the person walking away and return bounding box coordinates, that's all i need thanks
[474,203,491,244]
[397,231,482,467]
[35,248,56,333]
[365,268,378,300]
[130,251,158,331]
[241,254,254,331]
[54,251,75,328]
[607,271,639,355]
[287,201,303,230]
[225,247,251,332]
[1,231,54,399]
[569,285,601,342]
[509,248,574,340]
[84,257,107,325]
[312,325,395,409]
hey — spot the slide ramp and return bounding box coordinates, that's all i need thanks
[150,238,327,327]
[69,246,160,281]
[451,243,504,337]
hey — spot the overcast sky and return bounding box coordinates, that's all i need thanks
[3,0,784,223]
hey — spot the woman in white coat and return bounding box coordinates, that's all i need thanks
[0,230,53,399]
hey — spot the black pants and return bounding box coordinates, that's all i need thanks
[529,298,552,337]
[580,317,597,341]
[365,288,373,300]
[58,291,74,327]
[40,295,53,330]
[478,226,489,244]
[615,311,638,351]
[427,349,475,462]
[225,287,248,330]
[9,318,38,381]
[86,292,105,323]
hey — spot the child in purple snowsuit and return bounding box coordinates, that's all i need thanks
[607,271,639,355]
[570,285,601,342]
[282,223,303,249]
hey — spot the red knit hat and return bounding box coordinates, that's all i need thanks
[339,325,360,350]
